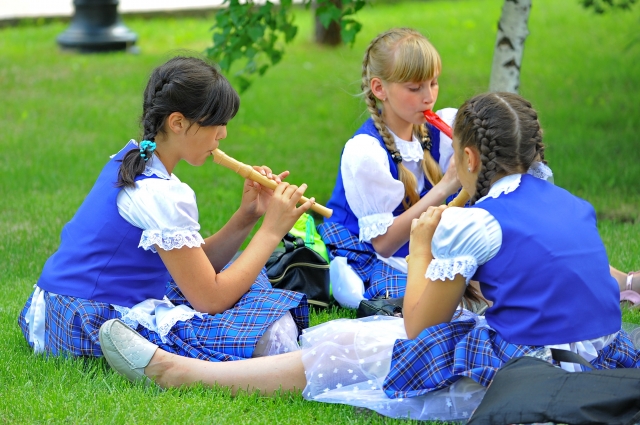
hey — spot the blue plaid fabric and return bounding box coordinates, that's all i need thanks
[318,222,406,298]
[383,319,640,399]
[18,269,309,361]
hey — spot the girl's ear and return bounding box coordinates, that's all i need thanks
[370,77,387,102]
[166,112,188,134]
[465,146,481,174]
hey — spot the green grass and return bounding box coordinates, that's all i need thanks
[1,0,639,423]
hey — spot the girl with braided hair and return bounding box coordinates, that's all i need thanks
[319,28,463,306]
[98,92,638,421]
[18,56,313,361]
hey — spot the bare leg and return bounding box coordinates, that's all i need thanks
[144,349,307,395]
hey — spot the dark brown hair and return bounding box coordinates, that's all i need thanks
[117,56,240,187]
[453,92,545,205]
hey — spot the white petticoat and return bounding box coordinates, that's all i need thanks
[300,316,487,422]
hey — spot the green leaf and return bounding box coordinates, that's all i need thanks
[340,19,362,45]
[317,4,342,29]
[247,25,265,42]
[258,64,269,76]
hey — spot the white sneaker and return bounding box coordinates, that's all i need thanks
[99,319,158,385]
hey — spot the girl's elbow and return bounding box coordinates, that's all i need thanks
[402,316,420,340]
[190,295,231,315]
[371,241,394,258]
[405,326,420,340]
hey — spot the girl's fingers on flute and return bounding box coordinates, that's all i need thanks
[298,197,315,214]
[273,181,291,196]
[275,170,290,183]
[284,183,306,203]
[253,165,274,180]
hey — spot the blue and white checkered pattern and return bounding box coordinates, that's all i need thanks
[18,270,309,361]
[318,222,406,299]
[382,319,640,399]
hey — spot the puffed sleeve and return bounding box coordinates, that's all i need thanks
[425,207,502,284]
[117,177,205,252]
[341,134,406,242]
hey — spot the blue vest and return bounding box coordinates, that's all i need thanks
[472,174,620,345]
[325,118,442,257]
[37,142,171,307]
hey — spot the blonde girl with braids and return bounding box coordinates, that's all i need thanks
[19,56,313,361]
[320,28,462,307]
[98,92,640,423]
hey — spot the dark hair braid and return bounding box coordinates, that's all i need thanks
[454,92,545,205]
[523,101,546,163]
[117,56,240,188]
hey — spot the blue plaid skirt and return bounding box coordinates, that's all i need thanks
[18,270,309,361]
[318,222,405,299]
[382,318,640,399]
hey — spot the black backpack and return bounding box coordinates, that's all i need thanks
[468,349,640,425]
[266,233,332,309]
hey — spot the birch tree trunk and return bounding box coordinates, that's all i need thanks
[489,0,532,93]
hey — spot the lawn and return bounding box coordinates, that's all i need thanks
[1,0,639,423]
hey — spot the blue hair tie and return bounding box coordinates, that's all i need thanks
[139,140,156,162]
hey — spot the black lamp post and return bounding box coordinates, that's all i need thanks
[57,0,138,53]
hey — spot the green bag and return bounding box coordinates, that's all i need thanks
[289,213,330,263]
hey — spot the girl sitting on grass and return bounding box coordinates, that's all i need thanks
[19,56,313,361]
[98,92,638,421]
[318,27,463,306]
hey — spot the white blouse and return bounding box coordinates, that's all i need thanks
[341,108,456,272]
[424,164,617,371]
[343,108,457,244]
[116,149,204,252]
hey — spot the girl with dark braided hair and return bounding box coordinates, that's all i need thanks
[98,92,639,421]
[19,56,313,361]
[319,28,463,307]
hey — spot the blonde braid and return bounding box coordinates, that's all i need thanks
[362,31,421,208]
[414,124,444,187]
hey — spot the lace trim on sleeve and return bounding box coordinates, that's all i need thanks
[426,255,478,285]
[358,212,395,243]
[139,228,204,253]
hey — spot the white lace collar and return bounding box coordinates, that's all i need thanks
[475,162,553,204]
[527,161,554,182]
[387,128,424,162]
[476,174,522,204]
[142,156,171,180]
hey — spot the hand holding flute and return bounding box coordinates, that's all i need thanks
[212,148,333,218]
